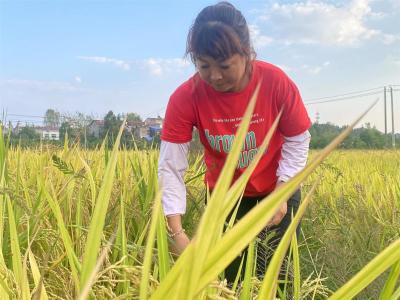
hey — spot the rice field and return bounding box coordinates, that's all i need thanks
[1,119,399,299]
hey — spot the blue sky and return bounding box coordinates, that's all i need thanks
[1,0,399,132]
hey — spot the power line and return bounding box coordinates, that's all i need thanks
[305,90,382,105]
[6,120,44,124]
[7,114,45,119]
[3,85,398,118]
[304,86,384,102]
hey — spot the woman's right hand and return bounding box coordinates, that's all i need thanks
[166,214,190,255]
[171,231,190,256]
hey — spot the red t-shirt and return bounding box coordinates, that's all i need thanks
[161,60,311,196]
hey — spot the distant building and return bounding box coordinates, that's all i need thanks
[35,126,60,141]
[144,117,163,128]
[149,125,162,137]
[12,122,22,135]
[133,127,149,139]
[87,120,105,138]
[126,120,143,131]
[86,117,164,141]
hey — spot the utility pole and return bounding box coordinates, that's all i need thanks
[84,120,87,150]
[384,86,387,135]
[390,86,395,148]
[315,111,320,124]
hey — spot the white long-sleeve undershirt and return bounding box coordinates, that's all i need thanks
[158,130,311,216]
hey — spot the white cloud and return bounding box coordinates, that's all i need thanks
[78,56,131,70]
[385,54,400,67]
[382,34,400,45]
[140,58,191,77]
[76,55,192,76]
[0,79,83,92]
[274,60,330,75]
[253,0,399,47]
[389,0,400,9]
[302,61,331,75]
[302,64,322,75]
[144,58,163,76]
[249,24,274,50]
[275,64,292,73]
[75,76,82,83]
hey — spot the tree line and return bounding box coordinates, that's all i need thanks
[3,109,399,149]
[4,109,151,149]
[309,122,399,149]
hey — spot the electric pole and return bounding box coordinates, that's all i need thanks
[315,112,320,124]
[390,86,395,148]
[384,86,387,135]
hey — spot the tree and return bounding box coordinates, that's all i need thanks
[44,109,60,127]
[61,112,93,128]
[18,126,40,140]
[358,127,385,148]
[103,111,122,144]
[125,112,142,123]
[60,112,94,147]
[59,121,73,142]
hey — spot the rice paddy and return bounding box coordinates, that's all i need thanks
[0,113,399,299]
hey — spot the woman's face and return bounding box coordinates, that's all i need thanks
[195,54,249,93]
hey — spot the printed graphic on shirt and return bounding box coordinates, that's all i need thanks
[204,113,266,169]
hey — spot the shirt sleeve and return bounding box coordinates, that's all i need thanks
[276,130,311,182]
[161,81,196,143]
[158,140,190,216]
[276,73,311,137]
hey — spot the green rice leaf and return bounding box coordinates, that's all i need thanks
[44,189,81,290]
[80,120,126,289]
[6,197,30,299]
[140,192,162,300]
[178,83,261,299]
[156,207,170,282]
[328,239,400,300]
[195,100,378,294]
[239,238,255,300]
[380,259,400,300]
[292,229,301,300]
[29,249,49,300]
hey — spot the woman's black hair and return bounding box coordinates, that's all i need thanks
[186,2,255,63]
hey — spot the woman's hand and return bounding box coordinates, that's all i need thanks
[170,231,190,256]
[166,214,190,256]
[268,201,287,226]
[268,180,287,226]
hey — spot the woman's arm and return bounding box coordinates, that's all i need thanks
[276,130,311,183]
[158,140,190,216]
[269,130,311,226]
[158,140,191,254]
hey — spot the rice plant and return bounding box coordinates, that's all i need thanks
[0,93,399,299]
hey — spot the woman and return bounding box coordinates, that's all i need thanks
[158,1,311,284]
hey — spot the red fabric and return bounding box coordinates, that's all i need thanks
[161,60,311,195]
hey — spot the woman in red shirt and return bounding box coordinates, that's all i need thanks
[159,1,311,285]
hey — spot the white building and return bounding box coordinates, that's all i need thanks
[35,127,60,141]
